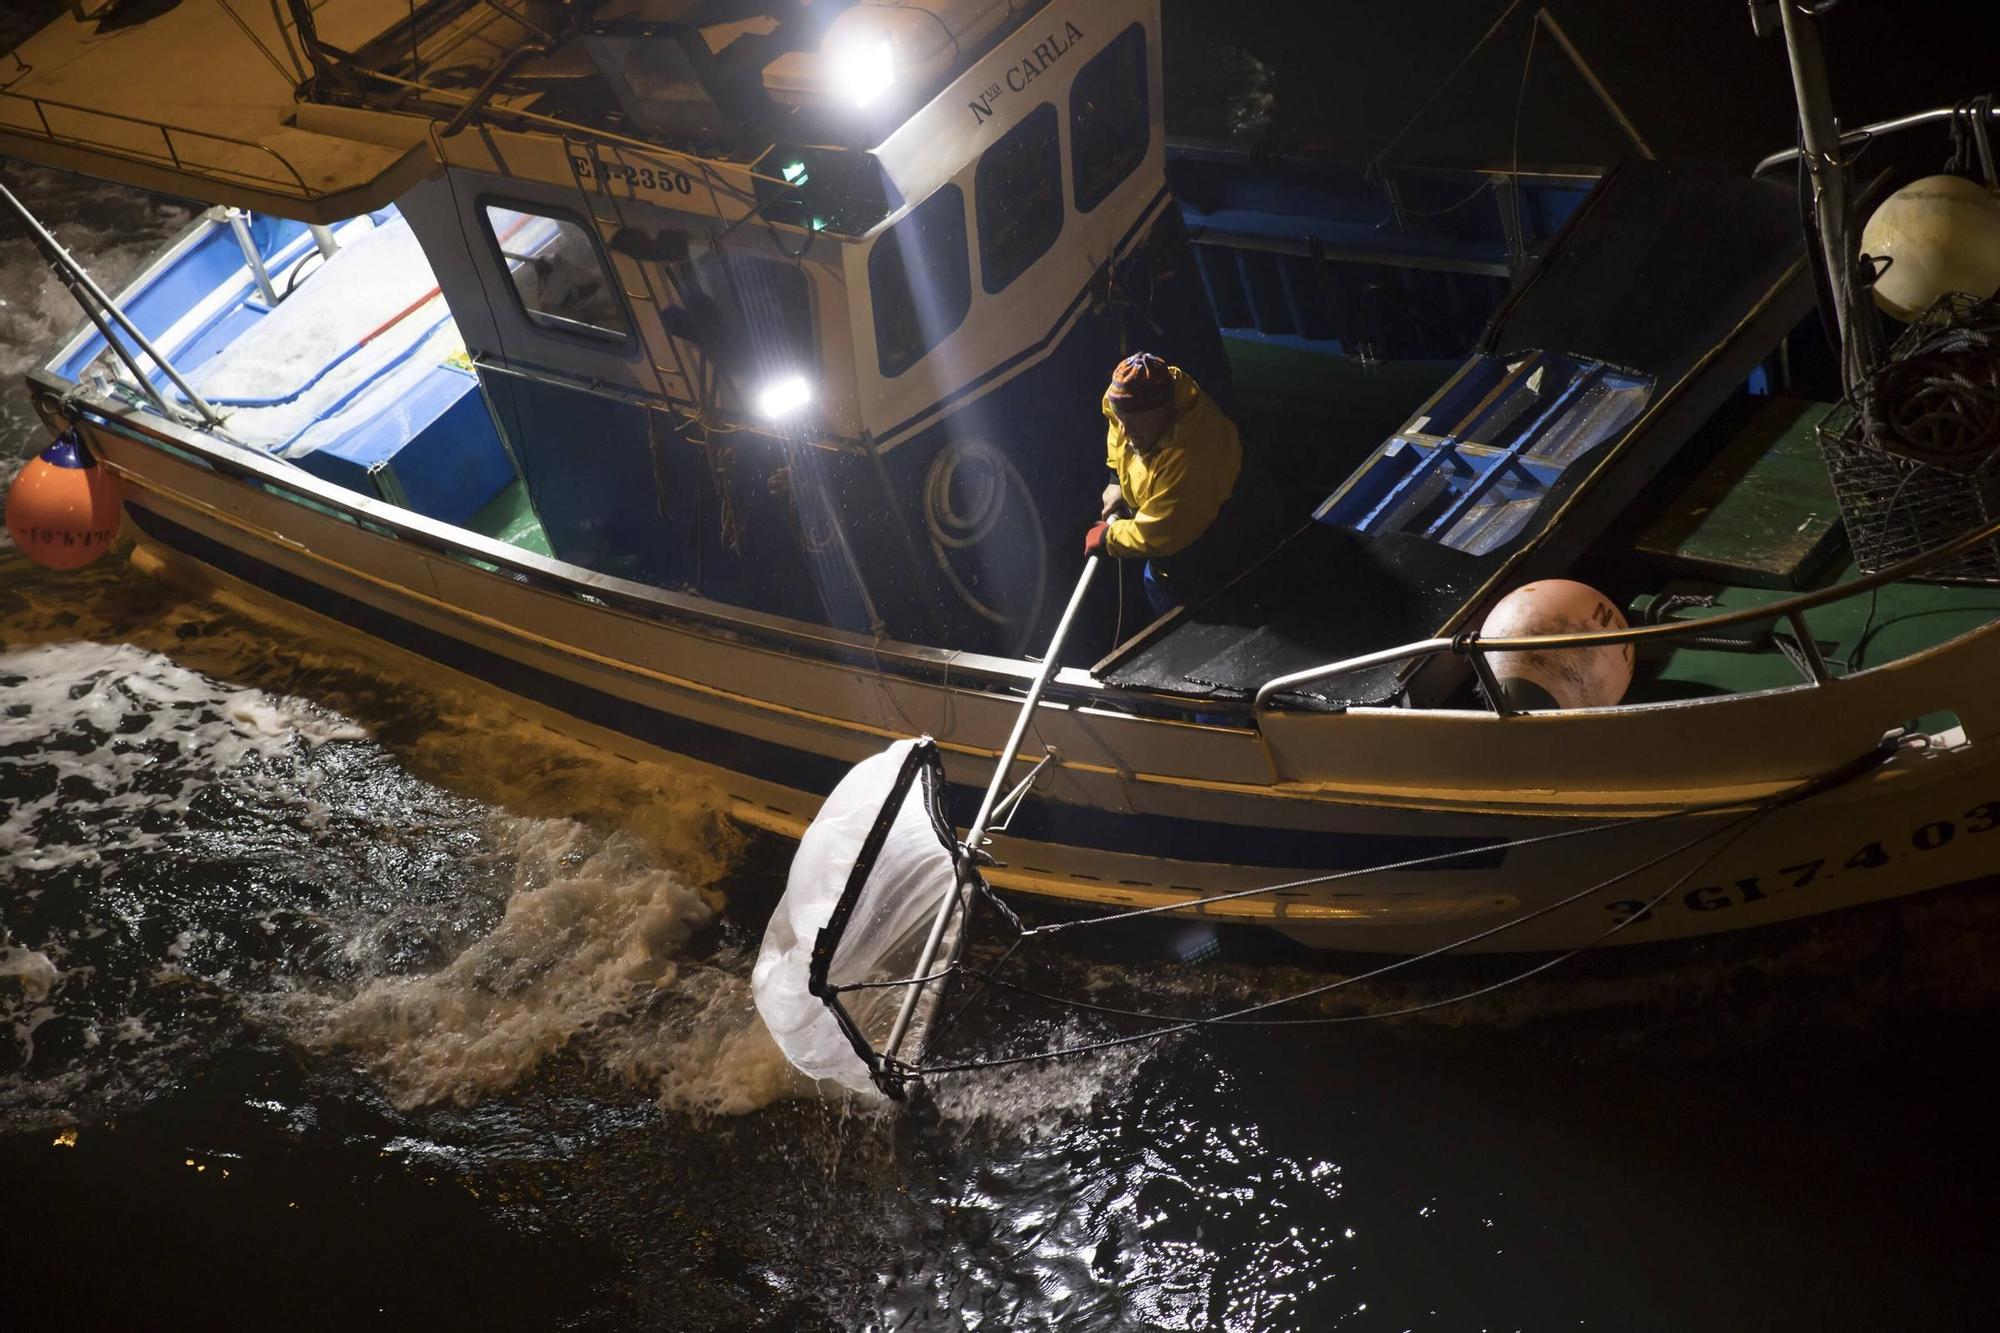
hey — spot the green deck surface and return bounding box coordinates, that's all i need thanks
[1625,395,2000,703]
[466,480,553,558]
[1636,567,2000,702]
[1634,397,1844,590]
[1225,338,1457,491]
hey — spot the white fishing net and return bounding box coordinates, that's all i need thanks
[752,739,966,1097]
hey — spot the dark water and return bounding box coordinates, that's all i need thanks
[7,15,2000,1326]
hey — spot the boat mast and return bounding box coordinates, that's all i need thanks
[1756,0,1879,391]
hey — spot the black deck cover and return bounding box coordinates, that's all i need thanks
[1103,161,1812,710]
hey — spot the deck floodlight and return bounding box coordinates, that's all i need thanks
[755,373,815,420]
[831,38,894,108]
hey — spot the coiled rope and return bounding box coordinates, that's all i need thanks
[1855,301,2000,472]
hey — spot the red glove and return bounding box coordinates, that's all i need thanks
[1083,521,1109,558]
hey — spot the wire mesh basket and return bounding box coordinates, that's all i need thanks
[1817,292,2000,584]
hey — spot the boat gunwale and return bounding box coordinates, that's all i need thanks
[67,399,2000,831]
[41,361,2000,742]
[31,368,1205,714]
[1255,500,2000,713]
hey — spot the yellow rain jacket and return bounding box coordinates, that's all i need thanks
[1102,365,1242,558]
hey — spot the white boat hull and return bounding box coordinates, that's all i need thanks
[49,388,2000,955]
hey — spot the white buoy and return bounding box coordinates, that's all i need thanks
[1479,580,1633,711]
[1859,175,2000,321]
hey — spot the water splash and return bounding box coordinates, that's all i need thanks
[323,816,721,1109]
[0,546,779,1117]
[598,968,813,1117]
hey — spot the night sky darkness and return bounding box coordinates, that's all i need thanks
[1166,0,1990,177]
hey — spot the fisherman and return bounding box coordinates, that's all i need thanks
[1083,352,1273,616]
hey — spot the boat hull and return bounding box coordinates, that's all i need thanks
[51,393,2000,956]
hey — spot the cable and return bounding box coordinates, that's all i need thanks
[1110,546,1126,649]
[894,739,1894,1079]
[283,247,327,297]
[1017,778,1810,938]
[1508,18,1539,269]
[951,803,1758,1040]
[1365,0,1525,180]
[1387,177,1495,221]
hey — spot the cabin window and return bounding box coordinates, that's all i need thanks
[976,103,1063,294]
[481,203,630,342]
[869,185,971,378]
[1070,24,1149,214]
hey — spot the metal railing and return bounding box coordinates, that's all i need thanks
[1753,101,1999,181]
[0,89,319,200]
[1253,513,2000,713]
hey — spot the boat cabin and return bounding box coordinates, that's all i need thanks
[10,0,1235,655]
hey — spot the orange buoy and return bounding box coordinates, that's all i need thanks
[5,434,125,570]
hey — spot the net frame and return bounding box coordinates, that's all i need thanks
[806,736,970,1099]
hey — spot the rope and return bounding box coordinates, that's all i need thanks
[957,804,1759,1039]
[1507,17,1539,269]
[921,441,1050,649]
[1014,780,1821,938]
[1365,0,1525,181]
[1944,94,1997,185]
[904,739,1894,1078]
[1854,303,2000,472]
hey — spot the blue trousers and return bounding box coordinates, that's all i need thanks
[1135,460,1283,619]
[1141,559,1178,619]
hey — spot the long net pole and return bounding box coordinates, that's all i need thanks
[880,555,1103,1066]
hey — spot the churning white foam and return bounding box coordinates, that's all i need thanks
[0,639,369,874]
[927,1027,1158,1139]
[317,806,834,1118]
[0,947,58,1000]
[323,816,718,1107]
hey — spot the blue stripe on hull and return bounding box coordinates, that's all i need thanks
[125,503,1503,872]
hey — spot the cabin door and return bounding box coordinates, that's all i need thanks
[400,170,694,587]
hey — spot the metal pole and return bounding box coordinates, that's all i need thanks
[1775,0,1873,388]
[227,209,280,306]
[308,224,340,258]
[1753,103,2000,178]
[1534,10,1655,160]
[64,275,176,418]
[881,554,1103,1066]
[0,180,223,427]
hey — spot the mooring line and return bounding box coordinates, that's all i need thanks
[913,740,1896,1076]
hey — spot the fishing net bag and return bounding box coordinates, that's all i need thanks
[752,738,967,1097]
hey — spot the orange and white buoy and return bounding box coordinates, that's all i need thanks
[5,433,125,570]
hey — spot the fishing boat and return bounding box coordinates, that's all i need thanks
[6,0,2000,959]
